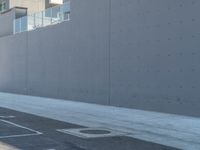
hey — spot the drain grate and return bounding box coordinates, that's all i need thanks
[57,127,127,139]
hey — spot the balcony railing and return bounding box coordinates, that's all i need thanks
[13,1,70,34]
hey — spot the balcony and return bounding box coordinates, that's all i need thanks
[13,1,70,34]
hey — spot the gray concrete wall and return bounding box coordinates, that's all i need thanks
[109,0,200,116]
[0,32,27,94]
[0,8,15,37]
[0,0,200,117]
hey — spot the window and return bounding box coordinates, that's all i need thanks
[0,1,6,13]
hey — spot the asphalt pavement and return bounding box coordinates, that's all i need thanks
[0,107,179,150]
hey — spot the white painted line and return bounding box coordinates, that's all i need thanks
[0,119,42,134]
[0,119,42,139]
[0,116,15,119]
[0,133,42,139]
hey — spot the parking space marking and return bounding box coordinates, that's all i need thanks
[0,119,42,139]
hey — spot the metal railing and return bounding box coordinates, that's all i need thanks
[14,1,70,34]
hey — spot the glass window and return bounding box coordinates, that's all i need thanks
[0,1,6,13]
[0,4,2,12]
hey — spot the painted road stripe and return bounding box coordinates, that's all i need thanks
[0,119,42,139]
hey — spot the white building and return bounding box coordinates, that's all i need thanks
[0,0,64,14]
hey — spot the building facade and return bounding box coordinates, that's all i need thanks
[0,0,64,14]
[0,0,69,37]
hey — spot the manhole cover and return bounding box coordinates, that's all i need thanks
[80,129,111,135]
[57,127,127,139]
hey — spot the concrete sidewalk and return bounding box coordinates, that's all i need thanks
[0,92,199,150]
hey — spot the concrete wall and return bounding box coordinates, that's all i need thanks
[109,0,200,116]
[0,33,27,93]
[0,0,200,117]
[0,8,15,37]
